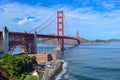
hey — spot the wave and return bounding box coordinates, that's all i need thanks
[70,73,100,80]
[55,60,68,80]
[85,66,120,72]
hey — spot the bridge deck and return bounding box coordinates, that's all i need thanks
[0,31,80,41]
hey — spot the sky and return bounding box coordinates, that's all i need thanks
[0,0,120,40]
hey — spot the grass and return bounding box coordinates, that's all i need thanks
[24,75,38,80]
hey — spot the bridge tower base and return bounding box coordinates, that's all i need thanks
[2,27,9,53]
[76,31,80,44]
[33,31,37,53]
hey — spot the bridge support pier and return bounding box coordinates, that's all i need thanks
[2,26,9,53]
[61,38,64,51]
[33,31,37,53]
[56,39,64,51]
[76,31,80,44]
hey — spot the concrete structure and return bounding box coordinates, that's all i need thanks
[28,53,57,64]
[0,32,3,52]
[2,26,9,53]
[33,31,37,53]
[0,27,38,54]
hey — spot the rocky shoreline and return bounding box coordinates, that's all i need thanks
[41,60,63,80]
[50,60,63,80]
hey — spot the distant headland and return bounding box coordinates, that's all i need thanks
[38,36,120,44]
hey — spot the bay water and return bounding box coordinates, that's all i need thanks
[14,42,120,80]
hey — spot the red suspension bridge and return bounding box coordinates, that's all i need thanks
[0,10,80,54]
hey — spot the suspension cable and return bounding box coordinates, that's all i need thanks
[37,17,56,33]
[64,13,73,36]
[29,12,56,32]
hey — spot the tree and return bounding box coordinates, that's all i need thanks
[1,54,37,80]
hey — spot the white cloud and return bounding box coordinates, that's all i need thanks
[93,0,116,9]
[0,3,56,31]
[102,2,115,9]
[108,31,120,35]
[18,18,34,25]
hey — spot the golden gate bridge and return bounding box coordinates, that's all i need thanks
[0,10,80,54]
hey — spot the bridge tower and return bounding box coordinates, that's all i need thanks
[34,31,37,53]
[76,31,80,44]
[2,26,9,53]
[57,10,64,50]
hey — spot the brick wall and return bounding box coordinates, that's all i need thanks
[28,53,56,64]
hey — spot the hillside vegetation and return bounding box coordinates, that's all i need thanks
[38,37,109,44]
[0,54,37,80]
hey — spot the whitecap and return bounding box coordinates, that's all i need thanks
[55,60,68,80]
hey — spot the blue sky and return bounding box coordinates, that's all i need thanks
[0,0,120,39]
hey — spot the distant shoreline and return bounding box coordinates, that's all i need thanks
[38,38,120,44]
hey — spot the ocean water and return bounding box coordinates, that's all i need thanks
[55,42,120,80]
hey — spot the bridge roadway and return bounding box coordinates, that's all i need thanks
[0,31,79,42]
